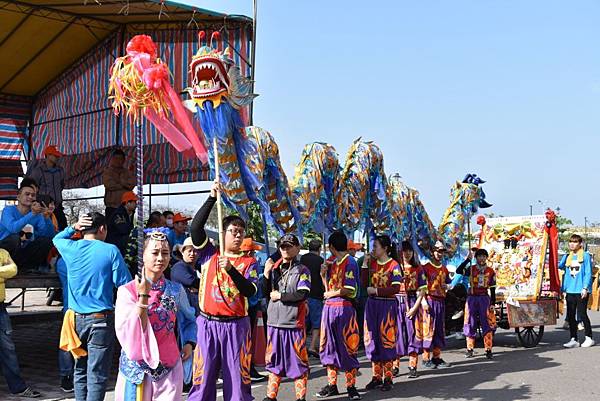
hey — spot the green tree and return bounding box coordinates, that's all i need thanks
[205,201,280,245]
[556,215,574,246]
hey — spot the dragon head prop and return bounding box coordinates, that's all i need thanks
[462,173,492,208]
[185,31,256,111]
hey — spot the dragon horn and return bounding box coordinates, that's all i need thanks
[198,30,206,45]
[211,31,220,47]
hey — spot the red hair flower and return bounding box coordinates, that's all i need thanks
[126,35,157,58]
[476,215,486,226]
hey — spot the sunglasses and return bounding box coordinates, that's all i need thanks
[19,231,33,239]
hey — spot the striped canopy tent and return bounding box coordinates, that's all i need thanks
[0,0,253,199]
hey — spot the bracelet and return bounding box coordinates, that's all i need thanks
[136,302,149,309]
[138,294,150,298]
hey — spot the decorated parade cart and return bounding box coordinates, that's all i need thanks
[477,212,561,347]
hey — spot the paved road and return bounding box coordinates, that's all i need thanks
[221,316,600,401]
[2,290,599,401]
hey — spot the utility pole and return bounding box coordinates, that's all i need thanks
[529,204,533,216]
[584,216,588,244]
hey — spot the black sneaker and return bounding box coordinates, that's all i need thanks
[423,359,437,369]
[308,350,320,359]
[486,350,493,359]
[60,376,74,393]
[381,379,393,392]
[408,367,418,378]
[465,349,474,358]
[347,386,362,400]
[392,367,400,377]
[316,384,339,398]
[16,388,41,398]
[364,378,383,390]
[250,367,267,383]
[433,358,452,368]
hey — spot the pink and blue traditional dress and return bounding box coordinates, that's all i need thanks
[115,278,197,401]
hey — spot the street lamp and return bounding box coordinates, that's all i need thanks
[529,204,533,216]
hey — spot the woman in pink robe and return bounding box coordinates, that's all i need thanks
[115,230,197,401]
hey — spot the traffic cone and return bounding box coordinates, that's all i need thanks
[252,310,267,367]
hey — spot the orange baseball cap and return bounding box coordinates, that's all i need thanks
[347,240,363,251]
[241,237,263,252]
[44,145,63,157]
[172,213,191,224]
[121,191,138,204]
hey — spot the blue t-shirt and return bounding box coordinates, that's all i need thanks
[0,205,55,240]
[56,257,68,312]
[559,252,593,294]
[167,228,188,248]
[53,227,132,313]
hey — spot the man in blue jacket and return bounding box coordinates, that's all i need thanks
[0,181,55,272]
[560,234,594,348]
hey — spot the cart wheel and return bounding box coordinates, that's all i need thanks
[515,326,544,348]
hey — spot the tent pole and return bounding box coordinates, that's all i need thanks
[249,0,258,125]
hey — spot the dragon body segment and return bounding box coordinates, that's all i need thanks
[186,35,490,254]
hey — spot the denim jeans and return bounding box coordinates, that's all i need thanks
[73,313,115,401]
[0,304,27,394]
[58,349,74,377]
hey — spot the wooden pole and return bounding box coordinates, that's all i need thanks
[135,121,144,276]
[213,137,224,255]
[467,218,472,251]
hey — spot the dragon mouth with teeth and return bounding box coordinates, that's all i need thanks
[189,55,229,99]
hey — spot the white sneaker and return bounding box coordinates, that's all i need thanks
[581,336,595,348]
[563,338,580,348]
[578,323,585,331]
[452,310,464,320]
[455,332,465,340]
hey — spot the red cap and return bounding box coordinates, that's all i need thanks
[121,191,138,204]
[347,240,363,251]
[172,213,191,224]
[44,145,63,157]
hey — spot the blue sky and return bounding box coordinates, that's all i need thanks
[178,0,600,225]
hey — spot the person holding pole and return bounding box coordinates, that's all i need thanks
[316,231,361,400]
[457,248,497,359]
[421,241,452,369]
[395,240,429,379]
[361,235,402,392]
[187,181,259,401]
